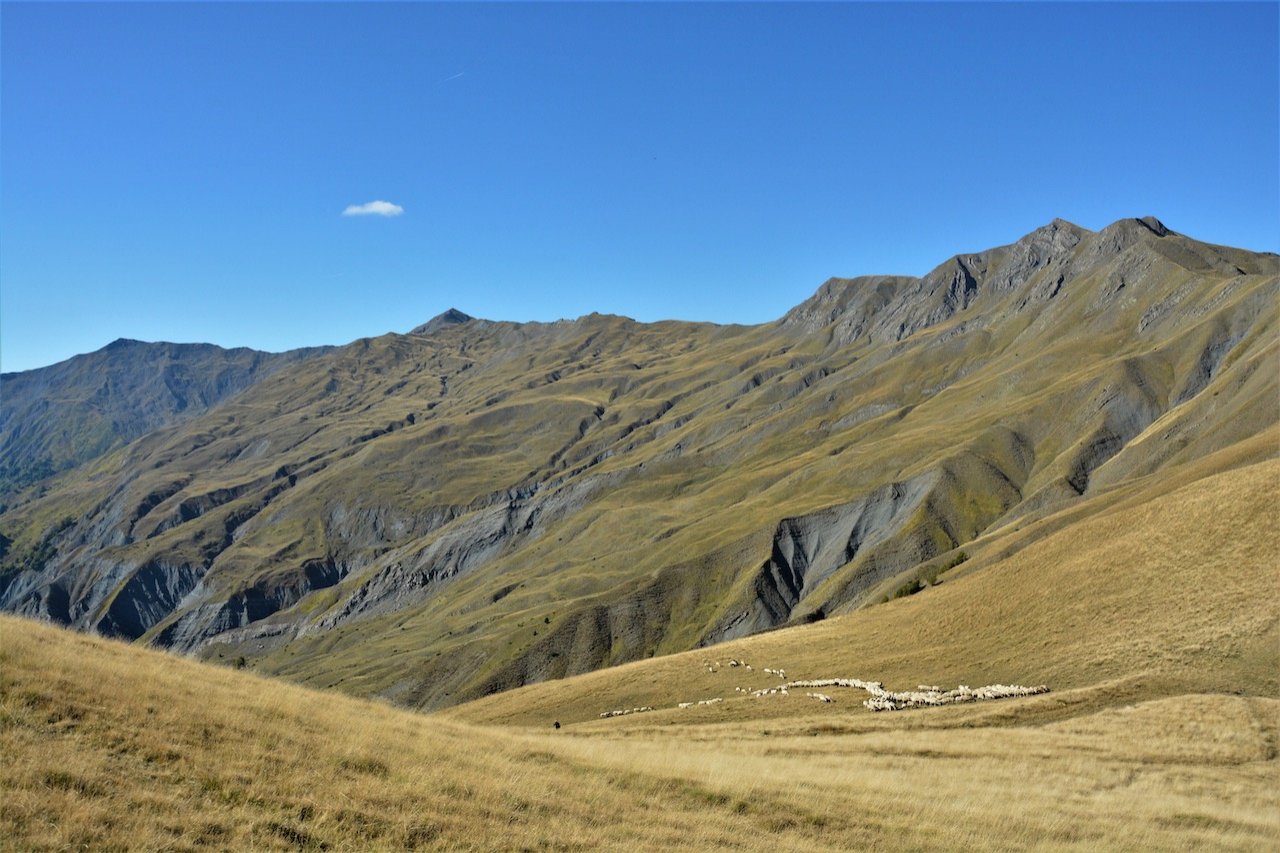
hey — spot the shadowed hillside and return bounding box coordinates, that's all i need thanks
[0,217,1275,712]
[0,340,332,495]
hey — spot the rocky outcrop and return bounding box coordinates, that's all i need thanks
[94,559,207,639]
[314,473,617,633]
[153,558,346,649]
[749,473,937,626]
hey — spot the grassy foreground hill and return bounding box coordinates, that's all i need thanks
[2,452,1277,850]
[0,216,1276,715]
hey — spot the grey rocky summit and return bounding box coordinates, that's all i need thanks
[410,308,475,336]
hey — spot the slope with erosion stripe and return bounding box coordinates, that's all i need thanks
[5,472,1279,852]
[0,217,1275,712]
[447,449,1279,728]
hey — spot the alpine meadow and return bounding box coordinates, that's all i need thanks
[2,1,1279,850]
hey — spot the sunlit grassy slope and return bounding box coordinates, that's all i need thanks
[3,586,1277,849]
[447,449,1279,727]
[3,451,1277,850]
[1,217,1276,714]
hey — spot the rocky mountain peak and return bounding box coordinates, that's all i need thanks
[1098,216,1175,241]
[1136,215,1171,236]
[1009,217,1090,259]
[410,308,475,336]
[781,216,1210,348]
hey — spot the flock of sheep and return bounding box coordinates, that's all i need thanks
[598,706,655,719]
[786,677,1050,711]
[600,658,1047,719]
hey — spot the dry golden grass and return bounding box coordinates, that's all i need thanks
[4,456,1279,850]
[2,616,836,852]
[2,265,1277,849]
[3,614,1278,851]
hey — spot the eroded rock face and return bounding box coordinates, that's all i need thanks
[750,473,938,627]
[1,217,1276,710]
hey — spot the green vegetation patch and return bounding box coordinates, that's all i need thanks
[886,551,969,601]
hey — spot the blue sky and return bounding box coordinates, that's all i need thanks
[2,2,1276,373]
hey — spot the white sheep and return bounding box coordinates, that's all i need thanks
[599,705,657,719]
[781,676,1048,712]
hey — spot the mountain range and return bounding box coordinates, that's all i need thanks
[1,215,1275,711]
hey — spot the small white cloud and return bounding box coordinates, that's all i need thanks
[342,200,404,217]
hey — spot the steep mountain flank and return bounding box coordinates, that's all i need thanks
[449,450,1280,727]
[0,339,331,495]
[0,218,1275,710]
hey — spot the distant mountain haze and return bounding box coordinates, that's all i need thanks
[0,217,1274,712]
